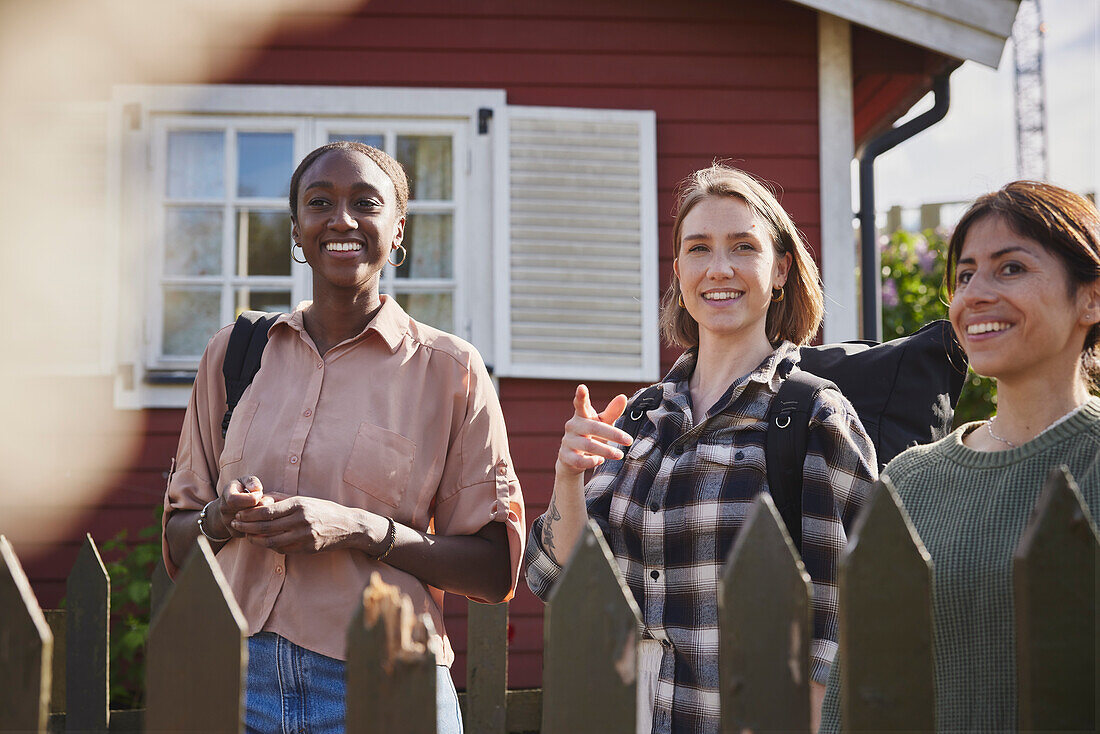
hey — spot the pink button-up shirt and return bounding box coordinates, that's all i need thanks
[163,296,525,664]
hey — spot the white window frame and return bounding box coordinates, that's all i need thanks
[110,84,504,408]
[148,115,311,370]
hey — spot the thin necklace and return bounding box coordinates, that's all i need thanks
[985,404,1086,449]
[985,418,1017,448]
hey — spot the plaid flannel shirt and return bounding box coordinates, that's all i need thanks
[525,343,877,734]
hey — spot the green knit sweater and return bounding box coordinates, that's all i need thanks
[821,397,1100,733]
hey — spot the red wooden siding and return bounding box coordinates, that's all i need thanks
[9,0,951,694]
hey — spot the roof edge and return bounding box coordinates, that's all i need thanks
[790,0,1020,67]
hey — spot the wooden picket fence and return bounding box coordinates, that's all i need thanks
[1,467,1096,733]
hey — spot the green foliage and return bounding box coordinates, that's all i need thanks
[879,228,996,426]
[99,506,163,709]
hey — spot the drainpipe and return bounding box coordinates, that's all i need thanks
[859,72,951,340]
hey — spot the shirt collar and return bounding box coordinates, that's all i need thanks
[274,294,410,354]
[662,340,801,392]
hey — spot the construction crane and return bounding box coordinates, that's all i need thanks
[1013,0,1049,181]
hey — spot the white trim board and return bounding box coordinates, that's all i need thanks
[789,0,1020,67]
[818,14,859,343]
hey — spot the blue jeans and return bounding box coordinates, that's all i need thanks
[245,632,463,734]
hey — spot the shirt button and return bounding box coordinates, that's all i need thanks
[649,502,659,512]
[274,566,284,575]
[289,455,299,464]
[650,570,660,580]
[303,409,312,417]
[498,466,507,475]
[735,451,744,460]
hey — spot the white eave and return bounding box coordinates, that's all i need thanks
[790,0,1021,68]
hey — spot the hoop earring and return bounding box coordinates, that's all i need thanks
[292,242,307,264]
[677,293,685,308]
[771,287,785,303]
[388,244,408,268]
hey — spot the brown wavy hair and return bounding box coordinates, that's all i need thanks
[659,164,823,348]
[946,180,1100,384]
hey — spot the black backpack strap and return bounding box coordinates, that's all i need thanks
[221,311,280,438]
[765,370,835,553]
[621,385,664,441]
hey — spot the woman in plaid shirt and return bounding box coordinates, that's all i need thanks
[526,164,877,734]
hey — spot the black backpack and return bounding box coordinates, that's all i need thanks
[620,320,968,551]
[221,311,281,439]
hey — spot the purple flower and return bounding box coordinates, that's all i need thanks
[913,235,936,273]
[882,278,899,307]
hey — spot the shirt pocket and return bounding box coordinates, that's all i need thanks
[342,421,417,509]
[219,400,259,468]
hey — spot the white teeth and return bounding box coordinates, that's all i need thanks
[325,242,362,252]
[702,291,741,301]
[967,322,1012,335]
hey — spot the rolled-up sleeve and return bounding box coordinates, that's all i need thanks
[161,325,233,578]
[801,388,878,683]
[432,349,526,603]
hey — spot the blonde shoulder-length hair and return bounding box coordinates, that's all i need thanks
[658,164,824,348]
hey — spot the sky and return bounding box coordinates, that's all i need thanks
[873,0,1099,211]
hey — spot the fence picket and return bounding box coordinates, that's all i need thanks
[0,534,54,733]
[542,519,641,734]
[346,572,437,734]
[145,537,247,733]
[465,600,508,733]
[720,492,811,733]
[65,534,110,732]
[838,479,934,732]
[1014,466,1098,732]
[150,556,172,623]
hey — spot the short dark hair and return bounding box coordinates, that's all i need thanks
[947,180,1100,382]
[288,141,410,220]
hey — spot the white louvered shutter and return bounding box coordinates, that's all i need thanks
[493,105,659,382]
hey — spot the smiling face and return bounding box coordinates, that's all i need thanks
[290,148,405,298]
[949,214,1099,387]
[673,195,790,353]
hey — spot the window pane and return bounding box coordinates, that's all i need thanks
[163,287,221,357]
[237,209,291,276]
[397,213,452,279]
[329,133,385,148]
[396,135,452,200]
[396,292,452,332]
[237,132,293,198]
[167,131,225,199]
[165,208,223,276]
[235,288,292,316]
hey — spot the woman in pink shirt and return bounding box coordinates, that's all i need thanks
[162,141,525,734]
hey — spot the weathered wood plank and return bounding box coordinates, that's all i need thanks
[0,534,54,732]
[145,537,247,733]
[720,491,811,733]
[1014,466,1099,732]
[838,479,935,732]
[45,609,66,715]
[465,600,508,734]
[66,534,110,732]
[542,519,640,734]
[346,572,437,734]
[150,556,172,624]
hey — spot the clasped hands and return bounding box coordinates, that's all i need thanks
[209,475,384,555]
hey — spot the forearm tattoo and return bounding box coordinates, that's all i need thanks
[542,495,563,556]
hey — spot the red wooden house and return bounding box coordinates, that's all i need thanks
[3,0,1019,691]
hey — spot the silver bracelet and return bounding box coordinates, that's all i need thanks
[198,499,232,542]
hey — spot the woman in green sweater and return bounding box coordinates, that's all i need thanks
[821,180,1100,732]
